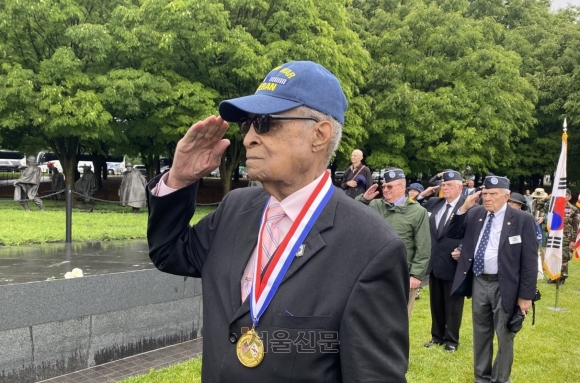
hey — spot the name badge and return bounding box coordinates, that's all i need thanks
[509,235,522,244]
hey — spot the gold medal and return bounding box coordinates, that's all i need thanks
[236,327,265,367]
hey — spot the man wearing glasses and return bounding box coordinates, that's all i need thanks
[356,168,431,316]
[146,61,409,382]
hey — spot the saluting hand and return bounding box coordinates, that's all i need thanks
[458,190,482,213]
[363,184,380,201]
[420,185,440,198]
[167,116,230,189]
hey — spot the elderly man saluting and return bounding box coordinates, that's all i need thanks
[448,176,537,383]
[146,61,409,383]
[356,168,431,316]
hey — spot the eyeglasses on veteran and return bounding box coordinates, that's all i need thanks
[238,114,319,135]
[383,183,404,190]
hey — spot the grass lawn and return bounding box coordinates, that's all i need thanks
[120,261,580,383]
[2,192,578,382]
[0,199,217,245]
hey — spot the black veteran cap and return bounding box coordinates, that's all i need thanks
[483,175,510,189]
[383,168,406,182]
[442,169,462,182]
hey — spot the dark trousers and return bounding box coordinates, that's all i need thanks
[428,273,465,347]
[472,275,514,383]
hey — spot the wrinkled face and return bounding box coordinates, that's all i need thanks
[408,189,420,199]
[350,150,363,166]
[243,109,317,184]
[482,188,509,212]
[507,201,523,210]
[382,179,406,203]
[441,180,463,201]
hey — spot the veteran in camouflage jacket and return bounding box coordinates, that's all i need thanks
[561,192,580,281]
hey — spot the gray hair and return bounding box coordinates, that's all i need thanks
[503,189,511,196]
[296,106,343,165]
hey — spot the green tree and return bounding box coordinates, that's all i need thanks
[0,0,127,186]
[134,0,370,193]
[358,0,536,179]
[492,3,580,188]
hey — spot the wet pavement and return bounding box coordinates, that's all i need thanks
[0,240,154,285]
[38,338,203,383]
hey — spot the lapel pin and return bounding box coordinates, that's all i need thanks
[296,244,305,257]
[479,218,483,222]
[507,222,511,225]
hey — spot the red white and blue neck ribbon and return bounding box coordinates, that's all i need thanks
[250,171,334,328]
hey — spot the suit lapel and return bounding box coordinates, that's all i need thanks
[474,208,487,238]
[499,205,515,250]
[230,187,337,325]
[440,196,465,238]
[229,192,269,320]
[429,199,443,239]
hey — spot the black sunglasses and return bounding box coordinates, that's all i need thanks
[238,114,319,135]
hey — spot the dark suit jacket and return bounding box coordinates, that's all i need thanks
[424,196,465,281]
[447,204,538,314]
[341,164,372,199]
[147,177,409,383]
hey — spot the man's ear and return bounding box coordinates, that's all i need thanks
[312,121,332,153]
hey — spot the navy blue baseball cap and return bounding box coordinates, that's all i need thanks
[442,170,462,182]
[407,183,424,193]
[483,175,510,189]
[219,61,348,124]
[383,168,406,183]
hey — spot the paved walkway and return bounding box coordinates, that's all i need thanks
[39,339,202,383]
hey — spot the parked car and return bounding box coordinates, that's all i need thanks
[334,170,345,182]
[209,166,248,179]
[238,166,248,179]
[0,150,25,172]
[107,162,123,175]
[372,168,389,182]
[0,158,23,172]
[134,165,147,176]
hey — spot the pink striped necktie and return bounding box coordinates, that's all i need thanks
[261,203,287,270]
[241,202,287,302]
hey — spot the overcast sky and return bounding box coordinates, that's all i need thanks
[551,0,580,10]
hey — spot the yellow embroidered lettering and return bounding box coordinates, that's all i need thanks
[257,82,277,91]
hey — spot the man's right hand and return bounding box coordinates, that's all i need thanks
[363,184,380,200]
[346,180,357,188]
[419,185,440,198]
[458,190,481,213]
[167,115,230,189]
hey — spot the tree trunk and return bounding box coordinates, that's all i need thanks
[46,136,80,203]
[531,174,542,189]
[92,153,107,199]
[220,136,244,196]
[329,162,337,182]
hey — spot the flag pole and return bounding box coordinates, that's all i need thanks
[547,118,568,312]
